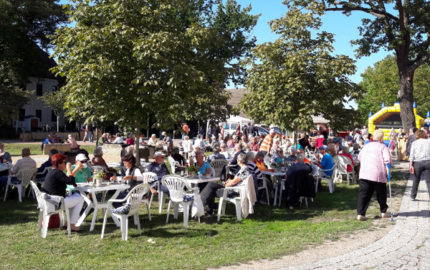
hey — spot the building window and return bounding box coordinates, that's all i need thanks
[52,86,58,92]
[36,110,42,121]
[36,84,43,96]
[19,109,25,121]
[51,110,56,122]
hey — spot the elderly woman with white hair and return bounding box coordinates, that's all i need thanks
[356,130,391,221]
[148,134,157,145]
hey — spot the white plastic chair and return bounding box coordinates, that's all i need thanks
[162,175,198,227]
[146,172,167,214]
[334,155,355,185]
[217,175,253,222]
[316,161,338,193]
[30,181,71,238]
[101,183,150,241]
[258,177,270,205]
[28,166,52,198]
[138,172,157,221]
[3,167,37,202]
[209,159,229,177]
[167,156,177,174]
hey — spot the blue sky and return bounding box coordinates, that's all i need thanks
[59,0,394,107]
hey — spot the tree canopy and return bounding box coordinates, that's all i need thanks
[358,54,430,123]
[52,0,257,158]
[239,4,363,138]
[288,0,430,130]
[0,0,68,122]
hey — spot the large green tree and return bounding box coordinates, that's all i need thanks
[0,0,68,121]
[52,0,240,159]
[358,54,430,124]
[290,0,430,131]
[239,4,363,144]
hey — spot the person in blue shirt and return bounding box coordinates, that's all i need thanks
[41,135,54,150]
[229,143,245,175]
[317,145,334,177]
[195,150,211,190]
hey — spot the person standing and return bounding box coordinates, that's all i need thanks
[260,129,276,156]
[361,126,369,138]
[82,124,89,142]
[66,134,79,150]
[356,130,391,221]
[88,127,94,143]
[247,123,254,137]
[182,123,190,140]
[406,127,418,156]
[409,129,430,200]
[243,125,249,143]
[199,126,204,138]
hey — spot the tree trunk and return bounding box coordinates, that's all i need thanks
[134,121,140,162]
[293,125,298,147]
[96,127,99,147]
[397,67,416,131]
[57,115,60,133]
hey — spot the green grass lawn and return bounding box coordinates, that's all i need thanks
[3,143,97,156]
[0,174,406,270]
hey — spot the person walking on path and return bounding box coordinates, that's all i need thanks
[82,125,89,142]
[356,130,391,221]
[182,123,189,140]
[409,129,430,200]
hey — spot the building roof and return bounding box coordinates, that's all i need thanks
[225,88,329,124]
[36,47,58,79]
[225,88,248,118]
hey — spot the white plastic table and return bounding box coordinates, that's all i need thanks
[183,176,219,194]
[107,162,122,169]
[262,171,286,206]
[0,163,13,173]
[74,182,130,231]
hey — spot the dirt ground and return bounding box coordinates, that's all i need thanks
[211,161,409,270]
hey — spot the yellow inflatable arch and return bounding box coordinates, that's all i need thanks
[368,102,424,140]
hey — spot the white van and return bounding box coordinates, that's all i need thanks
[207,115,254,138]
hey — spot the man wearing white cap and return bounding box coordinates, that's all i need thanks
[67,134,79,150]
[146,152,170,195]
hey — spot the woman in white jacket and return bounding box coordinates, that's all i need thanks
[181,136,192,159]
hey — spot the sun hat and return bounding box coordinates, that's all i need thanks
[76,153,87,162]
[154,151,165,158]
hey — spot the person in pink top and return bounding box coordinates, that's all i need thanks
[126,134,135,146]
[357,130,391,221]
[314,134,324,151]
[66,134,79,150]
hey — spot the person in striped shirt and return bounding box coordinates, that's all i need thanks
[260,129,276,156]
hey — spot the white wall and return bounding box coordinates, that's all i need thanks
[15,76,64,129]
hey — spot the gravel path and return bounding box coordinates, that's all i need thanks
[280,162,430,270]
[214,161,428,270]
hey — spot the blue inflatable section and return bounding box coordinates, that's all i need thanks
[383,140,390,147]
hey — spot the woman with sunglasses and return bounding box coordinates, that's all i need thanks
[219,143,231,159]
[42,154,85,232]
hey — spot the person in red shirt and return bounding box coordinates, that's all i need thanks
[314,133,325,151]
[126,134,135,146]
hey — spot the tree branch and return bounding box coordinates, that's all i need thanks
[409,53,430,71]
[325,6,399,22]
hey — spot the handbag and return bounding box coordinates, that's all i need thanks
[41,213,60,229]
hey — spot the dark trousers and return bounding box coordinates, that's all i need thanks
[201,182,225,215]
[357,179,388,216]
[412,161,430,199]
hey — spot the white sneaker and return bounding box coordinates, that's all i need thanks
[357,215,368,221]
[381,212,391,218]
